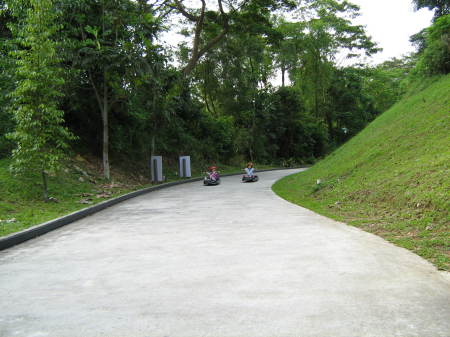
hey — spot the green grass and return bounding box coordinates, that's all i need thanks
[273,75,450,270]
[0,158,142,237]
[0,156,274,238]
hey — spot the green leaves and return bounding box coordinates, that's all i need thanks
[84,25,98,38]
[412,0,449,20]
[143,12,155,24]
[7,0,75,194]
[414,14,450,75]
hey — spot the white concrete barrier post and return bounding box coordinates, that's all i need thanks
[151,156,163,182]
[179,156,191,178]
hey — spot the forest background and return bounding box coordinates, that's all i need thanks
[0,0,448,195]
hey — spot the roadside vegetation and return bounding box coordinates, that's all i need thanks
[0,0,404,181]
[0,155,258,237]
[273,75,450,270]
[273,3,450,271]
[0,0,448,250]
[0,0,399,237]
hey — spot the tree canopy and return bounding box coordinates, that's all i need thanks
[412,0,449,19]
[0,0,446,196]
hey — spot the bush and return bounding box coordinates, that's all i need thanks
[0,110,14,158]
[415,15,450,75]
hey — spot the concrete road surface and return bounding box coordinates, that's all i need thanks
[1,169,449,337]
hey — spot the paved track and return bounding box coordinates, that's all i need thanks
[1,169,449,337]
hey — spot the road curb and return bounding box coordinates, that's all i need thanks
[0,167,300,251]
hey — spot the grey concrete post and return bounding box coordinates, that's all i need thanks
[179,156,191,178]
[151,156,163,182]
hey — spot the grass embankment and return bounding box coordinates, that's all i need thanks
[273,75,450,270]
[0,156,266,238]
[0,156,147,237]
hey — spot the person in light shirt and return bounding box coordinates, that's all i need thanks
[244,162,255,177]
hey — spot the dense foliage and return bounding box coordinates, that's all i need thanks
[0,0,446,195]
[0,1,14,156]
[414,14,450,75]
[412,0,449,20]
[6,0,75,200]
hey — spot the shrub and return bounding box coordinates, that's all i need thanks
[415,15,450,75]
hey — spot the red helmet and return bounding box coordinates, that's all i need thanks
[208,166,217,170]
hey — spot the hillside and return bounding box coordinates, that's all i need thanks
[273,75,450,270]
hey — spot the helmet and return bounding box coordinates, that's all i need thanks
[208,166,217,171]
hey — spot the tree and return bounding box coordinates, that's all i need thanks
[272,20,306,87]
[364,57,414,112]
[171,0,229,76]
[191,15,278,161]
[126,54,179,159]
[7,0,75,201]
[415,14,450,74]
[0,1,15,156]
[412,0,449,20]
[62,0,160,179]
[277,0,380,141]
[163,0,295,76]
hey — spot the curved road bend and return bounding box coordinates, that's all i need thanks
[0,169,449,337]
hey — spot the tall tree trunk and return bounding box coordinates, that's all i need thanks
[281,63,286,87]
[325,112,334,142]
[210,94,218,116]
[151,133,156,157]
[100,0,110,180]
[177,0,229,76]
[203,77,213,114]
[102,74,110,180]
[249,56,257,162]
[151,92,157,158]
[42,170,49,202]
[88,71,110,180]
[314,61,320,118]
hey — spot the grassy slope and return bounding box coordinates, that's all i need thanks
[273,75,450,270]
[0,157,147,237]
